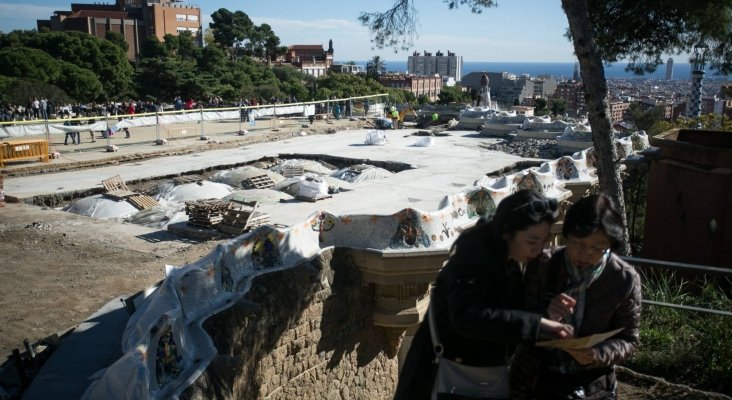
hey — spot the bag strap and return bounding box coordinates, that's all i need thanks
[427,298,444,356]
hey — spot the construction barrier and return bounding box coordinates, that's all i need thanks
[0,138,50,167]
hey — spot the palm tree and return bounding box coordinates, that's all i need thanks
[366,55,386,79]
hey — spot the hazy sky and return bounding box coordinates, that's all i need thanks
[0,0,585,61]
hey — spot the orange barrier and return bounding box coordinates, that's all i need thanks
[0,139,50,167]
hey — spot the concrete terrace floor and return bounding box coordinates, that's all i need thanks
[4,128,525,226]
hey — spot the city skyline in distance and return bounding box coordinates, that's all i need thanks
[4,0,690,64]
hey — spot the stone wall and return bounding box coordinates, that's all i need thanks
[183,248,402,400]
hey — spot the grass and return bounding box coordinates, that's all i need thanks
[626,271,732,395]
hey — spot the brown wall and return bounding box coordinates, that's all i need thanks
[184,248,401,399]
[643,130,732,267]
[151,4,200,42]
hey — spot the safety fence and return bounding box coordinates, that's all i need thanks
[0,94,389,144]
[623,256,732,317]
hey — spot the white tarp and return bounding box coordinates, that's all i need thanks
[154,181,234,203]
[210,166,286,188]
[0,121,107,138]
[223,189,294,204]
[126,203,187,229]
[365,130,388,145]
[64,194,139,220]
[269,159,334,176]
[331,165,393,184]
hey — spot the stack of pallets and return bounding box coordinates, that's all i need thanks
[281,165,305,178]
[101,175,159,209]
[184,199,231,228]
[218,200,271,235]
[242,175,275,190]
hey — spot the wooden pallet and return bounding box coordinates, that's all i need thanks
[172,175,204,186]
[242,175,275,190]
[104,189,138,201]
[127,195,160,210]
[281,165,305,178]
[102,175,129,192]
[185,199,232,228]
[295,194,332,202]
[218,201,271,235]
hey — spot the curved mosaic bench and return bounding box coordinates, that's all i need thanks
[83,154,603,400]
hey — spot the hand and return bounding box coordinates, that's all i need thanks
[539,318,574,339]
[548,293,577,322]
[563,347,597,365]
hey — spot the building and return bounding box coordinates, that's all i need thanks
[532,77,558,98]
[608,100,631,123]
[553,81,586,115]
[37,0,202,61]
[330,64,365,74]
[665,58,674,80]
[285,40,334,77]
[408,50,463,82]
[462,71,534,107]
[378,74,442,102]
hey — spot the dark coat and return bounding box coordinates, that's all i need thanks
[520,248,642,399]
[394,222,545,400]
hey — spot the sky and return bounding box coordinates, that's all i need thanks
[0,0,583,62]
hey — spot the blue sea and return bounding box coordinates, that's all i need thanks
[347,61,730,80]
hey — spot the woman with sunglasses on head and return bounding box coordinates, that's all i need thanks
[394,189,575,400]
[516,193,642,400]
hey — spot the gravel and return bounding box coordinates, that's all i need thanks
[481,137,562,159]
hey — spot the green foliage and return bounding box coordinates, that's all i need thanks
[0,76,72,105]
[534,98,547,112]
[209,8,253,53]
[140,35,168,59]
[0,47,103,101]
[437,85,470,105]
[628,272,732,394]
[551,98,567,116]
[628,103,665,132]
[417,94,431,105]
[0,30,133,99]
[314,73,385,100]
[366,55,386,79]
[105,31,128,52]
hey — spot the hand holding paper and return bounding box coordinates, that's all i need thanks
[536,328,624,350]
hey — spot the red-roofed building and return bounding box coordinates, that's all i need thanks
[284,40,334,77]
[37,0,201,61]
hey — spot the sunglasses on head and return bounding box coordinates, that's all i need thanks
[512,198,558,215]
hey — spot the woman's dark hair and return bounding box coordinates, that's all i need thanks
[486,189,559,241]
[563,193,625,251]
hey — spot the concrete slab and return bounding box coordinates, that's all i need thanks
[21,296,128,400]
[4,129,527,227]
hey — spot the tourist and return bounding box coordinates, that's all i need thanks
[394,190,574,400]
[513,194,641,400]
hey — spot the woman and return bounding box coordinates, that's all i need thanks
[394,190,574,400]
[526,194,642,399]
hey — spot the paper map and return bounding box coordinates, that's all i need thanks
[536,328,624,350]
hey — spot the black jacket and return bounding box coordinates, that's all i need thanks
[394,222,544,399]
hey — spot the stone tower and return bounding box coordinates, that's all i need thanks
[479,73,492,108]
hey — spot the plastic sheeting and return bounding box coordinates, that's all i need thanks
[126,203,187,229]
[154,181,234,203]
[412,137,434,147]
[269,159,334,176]
[364,130,388,145]
[223,189,294,204]
[273,174,350,196]
[330,165,393,184]
[0,120,107,139]
[210,166,286,188]
[64,194,139,220]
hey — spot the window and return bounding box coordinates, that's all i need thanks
[176,14,186,21]
[176,27,188,33]
[187,15,198,22]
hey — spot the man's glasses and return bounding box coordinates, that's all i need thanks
[512,198,559,215]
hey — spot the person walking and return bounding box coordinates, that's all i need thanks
[394,190,574,400]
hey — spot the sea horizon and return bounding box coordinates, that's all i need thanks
[338,60,731,80]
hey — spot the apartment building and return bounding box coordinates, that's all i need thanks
[408,50,463,82]
[378,74,443,102]
[37,0,202,61]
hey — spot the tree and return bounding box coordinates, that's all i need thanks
[105,31,128,52]
[627,103,664,132]
[437,86,471,105]
[366,55,386,79]
[209,8,254,58]
[534,98,548,114]
[551,98,567,116]
[360,0,732,254]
